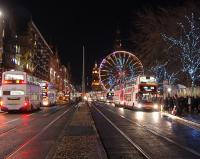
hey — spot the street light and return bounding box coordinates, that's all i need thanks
[167,87,171,93]
[167,87,172,97]
[0,9,3,67]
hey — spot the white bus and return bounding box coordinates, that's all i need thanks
[0,70,42,112]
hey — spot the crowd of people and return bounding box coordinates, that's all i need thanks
[163,95,200,116]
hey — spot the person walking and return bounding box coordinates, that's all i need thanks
[172,95,179,115]
[188,96,192,113]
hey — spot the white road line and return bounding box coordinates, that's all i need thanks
[98,104,200,157]
[0,105,64,125]
[0,113,35,126]
[93,105,152,159]
[6,104,76,159]
[0,118,20,125]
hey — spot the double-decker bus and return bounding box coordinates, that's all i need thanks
[40,82,57,106]
[114,76,160,110]
[106,89,115,103]
[0,70,41,112]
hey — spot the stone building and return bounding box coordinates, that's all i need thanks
[0,10,70,93]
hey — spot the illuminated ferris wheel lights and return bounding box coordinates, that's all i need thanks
[99,51,144,90]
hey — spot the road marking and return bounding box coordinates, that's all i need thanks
[0,113,35,126]
[93,105,152,159]
[0,118,20,125]
[6,104,76,159]
[0,126,17,137]
[97,103,200,157]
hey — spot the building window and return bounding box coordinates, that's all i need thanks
[15,45,20,53]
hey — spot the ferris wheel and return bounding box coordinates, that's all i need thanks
[99,51,144,90]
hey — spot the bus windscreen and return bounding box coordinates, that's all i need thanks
[140,85,157,92]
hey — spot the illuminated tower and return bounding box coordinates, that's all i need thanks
[91,62,102,91]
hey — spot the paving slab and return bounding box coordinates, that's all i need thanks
[52,102,107,159]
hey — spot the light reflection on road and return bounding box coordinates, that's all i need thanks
[152,112,160,123]
[118,108,124,115]
[135,111,144,121]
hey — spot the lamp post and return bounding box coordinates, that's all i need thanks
[0,10,4,83]
[82,45,86,100]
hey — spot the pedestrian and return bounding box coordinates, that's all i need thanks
[193,96,198,114]
[173,94,181,116]
[188,96,192,113]
[183,96,188,114]
[169,97,174,112]
[164,97,168,111]
[197,96,200,114]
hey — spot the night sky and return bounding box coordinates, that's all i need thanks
[1,0,185,86]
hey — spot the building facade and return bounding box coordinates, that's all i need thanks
[0,12,70,94]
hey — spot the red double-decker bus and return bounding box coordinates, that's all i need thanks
[114,76,160,110]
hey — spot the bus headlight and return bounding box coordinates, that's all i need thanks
[154,104,158,109]
[43,99,49,106]
[138,103,142,108]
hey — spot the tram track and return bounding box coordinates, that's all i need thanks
[5,104,76,159]
[0,114,36,139]
[0,103,76,158]
[92,102,200,159]
[0,105,67,138]
[92,104,151,159]
[99,103,200,157]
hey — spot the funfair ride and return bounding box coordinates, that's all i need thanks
[99,51,144,102]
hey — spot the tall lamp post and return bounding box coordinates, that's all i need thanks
[0,10,4,83]
[82,45,86,100]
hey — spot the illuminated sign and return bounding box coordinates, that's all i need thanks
[140,76,156,83]
[11,90,25,95]
[5,74,24,80]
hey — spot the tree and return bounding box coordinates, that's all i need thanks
[150,61,178,85]
[162,13,200,86]
[150,62,167,85]
[131,1,200,86]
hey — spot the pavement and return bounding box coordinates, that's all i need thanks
[51,102,107,159]
[162,111,200,129]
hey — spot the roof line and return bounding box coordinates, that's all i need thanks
[31,20,54,55]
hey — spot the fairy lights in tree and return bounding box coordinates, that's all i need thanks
[150,61,178,85]
[162,13,200,86]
